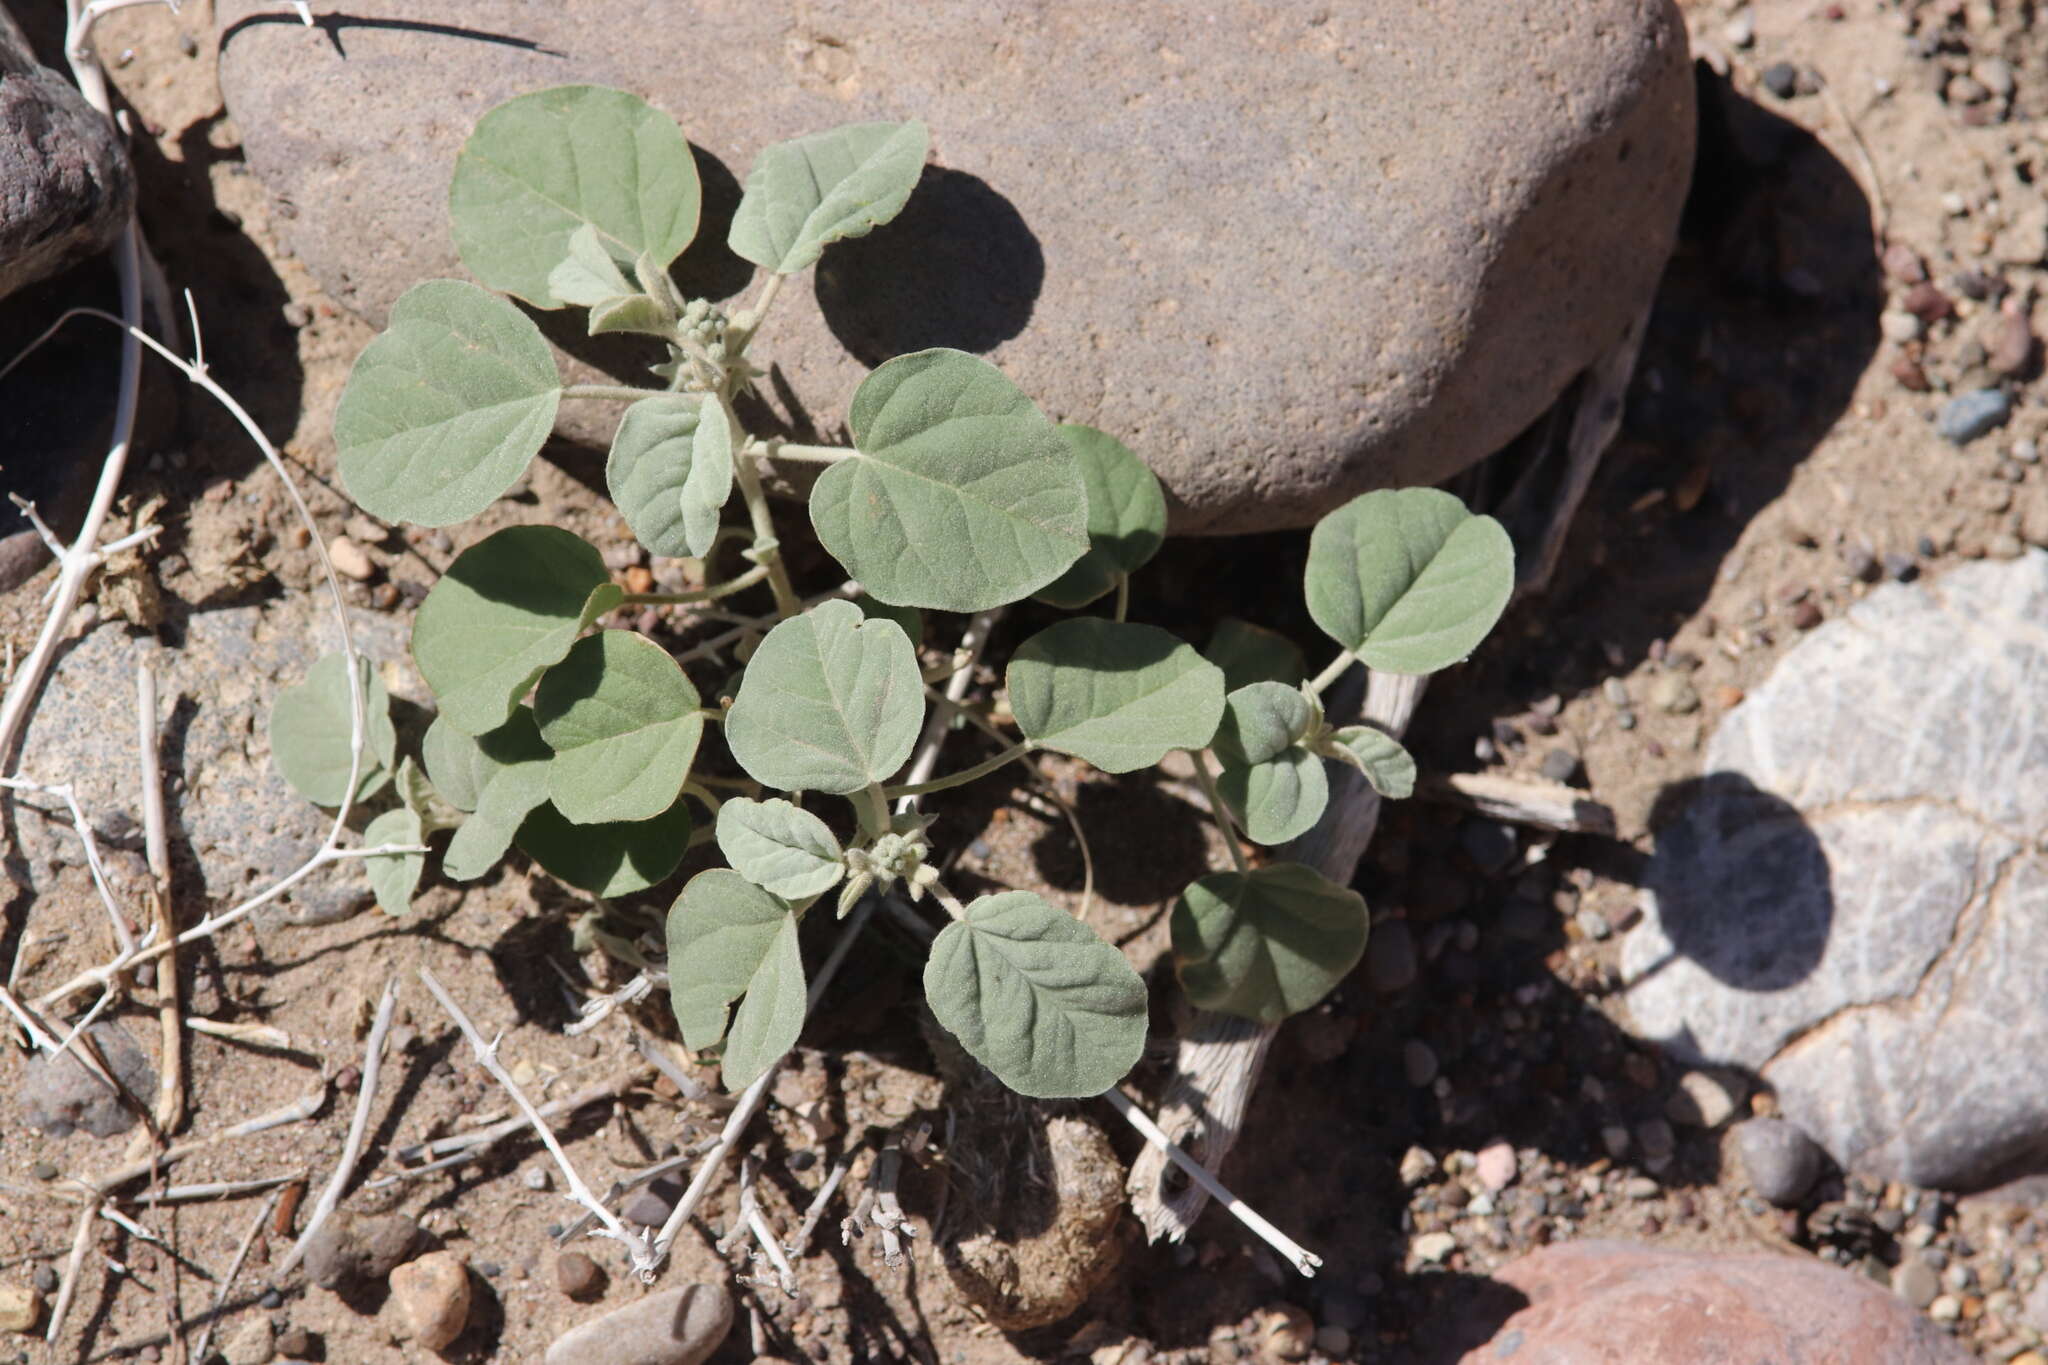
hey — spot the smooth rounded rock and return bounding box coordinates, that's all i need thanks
[1733,1117,1824,1207]
[302,1211,420,1292]
[214,0,1694,534]
[543,1283,733,1365]
[1623,554,2048,1190]
[0,7,134,300]
[1456,1241,1973,1364]
[389,1250,471,1352]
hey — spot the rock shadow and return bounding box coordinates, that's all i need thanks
[1633,772,1832,993]
[814,166,1042,367]
[1453,62,1883,713]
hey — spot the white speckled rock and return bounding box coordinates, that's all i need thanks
[214,0,1693,533]
[1623,553,2048,1190]
[543,1283,732,1365]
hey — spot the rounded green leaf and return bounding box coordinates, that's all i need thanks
[1205,618,1306,693]
[534,631,703,825]
[413,526,624,736]
[269,652,397,806]
[728,120,929,275]
[810,349,1087,612]
[449,85,701,308]
[1211,683,1317,768]
[1216,749,1327,846]
[1171,863,1368,1023]
[1007,619,1225,773]
[1304,488,1514,675]
[1033,425,1167,609]
[665,869,806,1090]
[606,394,733,561]
[334,280,562,527]
[1325,725,1417,800]
[514,794,691,897]
[923,891,1147,1099]
[362,805,425,914]
[724,600,923,795]
[715,798,845,900]
[547,223,635,309]
[423,710,555,881]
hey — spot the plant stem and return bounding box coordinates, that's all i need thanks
[1307,650,1357,697]
[857,782,890,842]
[561,383,655,403]
[1113,574,1131,624]
[1187,748,1250,876]
[741,438,854,465]
[619,562,771,606]
[883,742,1032,799]
[729,452,801,619]
[727,271,784,356]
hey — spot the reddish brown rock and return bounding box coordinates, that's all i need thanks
[1457,1241,1971,1364]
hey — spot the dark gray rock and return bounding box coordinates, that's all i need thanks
[302,1211,419,1291]
[0,5,133,300]
[22,1020,153,1137]
[214,0,1694,535]
[1623,554,2048,1190]
[1935,387,2012,444]
[1366,918,1417,993]
[1733,1118,1823,1207]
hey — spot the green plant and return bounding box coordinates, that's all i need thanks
[269,85,1515,1101]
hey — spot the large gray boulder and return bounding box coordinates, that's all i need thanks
[1623,554,2048,1191]
[214,0,1693,534]
[0,4,133,300]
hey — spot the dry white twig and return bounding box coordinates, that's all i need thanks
[190,1186,285,1365]
[44,1194,101,1343]
[278,977,396,1276]
[788,1157,851,1259]
[418,967,657,1274]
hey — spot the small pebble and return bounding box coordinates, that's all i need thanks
[622,1175,684,1227]
[1976,57,2016,98]
[1722,7,1755,47]
[555,1250,603,1300]
[1945,73,1989,105]
[1411,1232,1457,1264]
[1734,1117,1823,1206]
[326,536,376,581]
[259,1288,284,1310]
[1883,551,1918,582]
[1475,1142,1517,1192]
[1538,748,1584,786]
[1574,909,1611,941]
[274,1327,314,1359]
[1761,62,1799,99]
[1902,282,1953,323]
[1890,356,1930,392]
[1403,1039,1439,1088]
[30,1162,57,1182]
[221,1316,273,1365]
[178,31,199,56]
[523,1166,552,1191]
[1879,309,1924,342]
[1882,243,1927,283]
[281,301,311,328]
[1937,389,2013,445]
[475,1261,503,1279]
[2015,438,2039,464]
[1791,600,1822,631]
[1602,677,1629,706]
[389,1250,471,1352]
[31,1265,57,1295]
[1623,1176,1661,1200]
[1366,920,1417,994]
[1928,1294,1961,1323]
[1648,673,1699,715]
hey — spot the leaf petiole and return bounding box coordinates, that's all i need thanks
[619,561,772,606]
[562,383,658,403]
[1187,747,1251,876]
[741,438,854,466]
[1306,650,1357,697]
[883,742,1033,799]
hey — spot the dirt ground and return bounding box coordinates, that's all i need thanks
[5,1,2048,1362]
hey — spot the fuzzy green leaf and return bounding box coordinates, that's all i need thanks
[422,710,554,881]
[334,280,562,527]
[514,795,691,897]
[1033,426,1167,609]
[1304,488,1514,674]
[728,121,929,274]
[362,805,425,914]
[392,756,462,837]
[810,349,1087,611]
[1325,724,1417,800]
[546,223,635,308]
[587,293,673,337]
[1205,618,1306,693]
[715,798,844,900]
[1008,619,1224,773]
[665,870,806,1089]
[413,526,623,736]
[449,85,701,308]
[1211,683,1327,846]
[923,892,1146,1098]
[268,652,396,806]
[535,631,703,824]
[608,395,704,559]
[724,600,923,794]
[1217,749,1326,846]
[1171,863,1368,1023]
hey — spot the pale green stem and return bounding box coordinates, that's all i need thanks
[742,438,854,466]
[680,781,722,819]
[856,782,891,843]
[561,383,655,403]
[883,742,1033,800]
[727,271,785,356]
[729,452,802,619]
[924,874,967,922]
[1307,650,1358,697]
[1113,575,1131,624]
[1187,747,1250,876]
[619,561,771,606]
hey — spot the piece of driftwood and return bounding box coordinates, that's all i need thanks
[1423,771,1616,836]
[1129,309,1647,1243]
